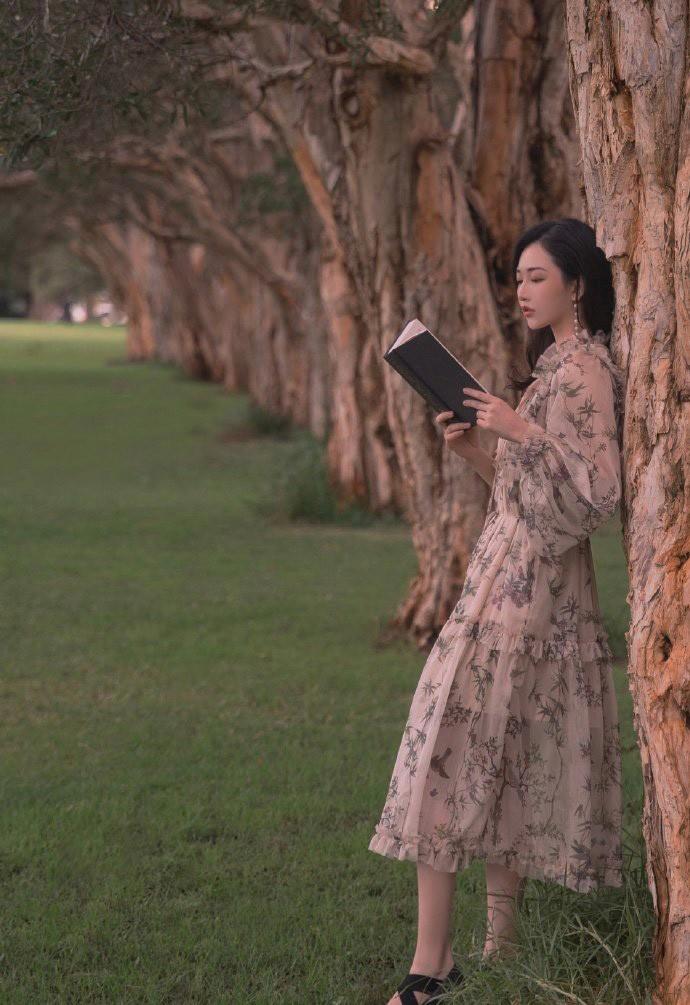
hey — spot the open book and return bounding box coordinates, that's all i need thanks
[383,318,489,425]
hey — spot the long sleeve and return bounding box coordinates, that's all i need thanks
[509,349,622,559]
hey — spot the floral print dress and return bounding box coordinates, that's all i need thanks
[368,329,627,892]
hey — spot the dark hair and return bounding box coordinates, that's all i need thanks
[507,217,615,392]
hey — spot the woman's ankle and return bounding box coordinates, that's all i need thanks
[409,946,455,976]
[482,935,519,960]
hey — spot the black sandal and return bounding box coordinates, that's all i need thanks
[394,963,464,1004]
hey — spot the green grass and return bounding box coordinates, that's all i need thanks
[0,320,653,1002]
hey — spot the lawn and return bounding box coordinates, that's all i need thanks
[0,321,653,1003]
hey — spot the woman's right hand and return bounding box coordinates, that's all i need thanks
[435,410,481,459]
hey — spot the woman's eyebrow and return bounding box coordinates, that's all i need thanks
[515,266,547,275]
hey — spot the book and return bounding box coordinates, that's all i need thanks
[383,318,489,425]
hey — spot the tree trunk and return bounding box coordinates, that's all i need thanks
[105,139,331,437]
[67,159,333,440]
[565,3,690,1001]
[188,2,585,643]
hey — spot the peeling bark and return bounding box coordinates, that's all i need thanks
[195,2,584,642]
[565,2,690,1000]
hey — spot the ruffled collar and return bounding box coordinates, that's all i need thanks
[530,328,626,422]
[531,328,609,379]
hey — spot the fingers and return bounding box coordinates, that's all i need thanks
[436,410,476,440]
[436,410,475,423]
[435,410,455,424]
[445,422,472,436]
[435,411,470,427]
[462,388,487,412]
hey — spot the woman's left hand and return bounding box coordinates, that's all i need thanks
[461,387,533,444]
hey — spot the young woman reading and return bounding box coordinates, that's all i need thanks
[369,217,626,1005]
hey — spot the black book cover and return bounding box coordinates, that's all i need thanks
[383,318,489,425]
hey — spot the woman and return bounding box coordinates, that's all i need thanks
[369,218,627,1005]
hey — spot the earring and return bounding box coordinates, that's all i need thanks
[572,293,581,339]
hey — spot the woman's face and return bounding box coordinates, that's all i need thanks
[515,242,578,331]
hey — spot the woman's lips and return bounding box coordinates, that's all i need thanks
[522,308,534,316]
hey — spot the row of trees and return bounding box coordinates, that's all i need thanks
[2,2,688,999]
